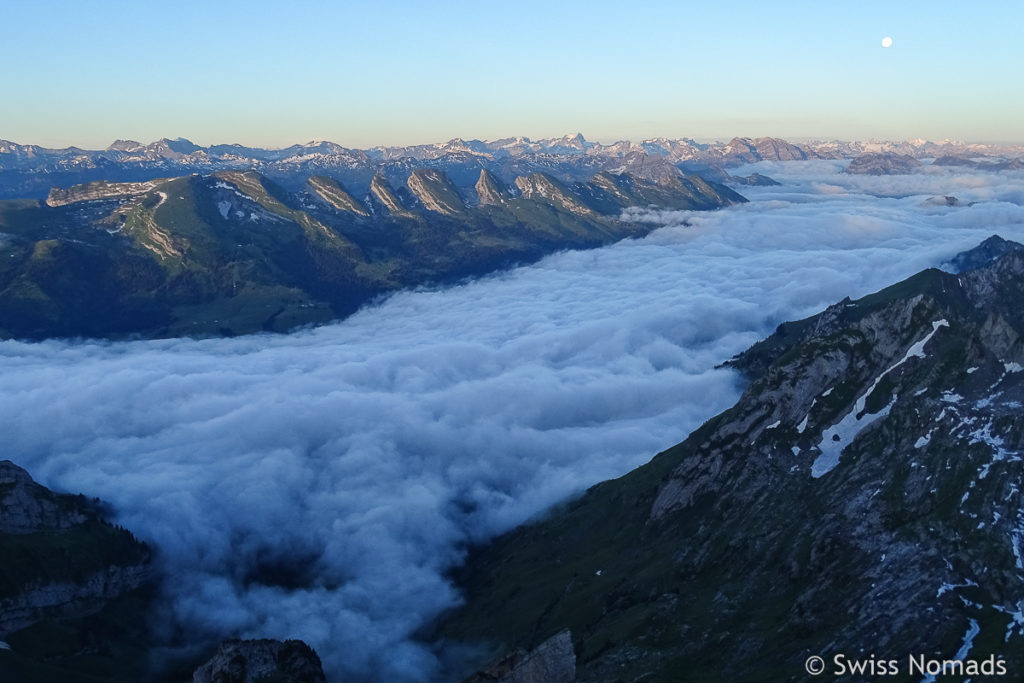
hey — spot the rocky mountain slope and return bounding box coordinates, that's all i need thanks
[0,460,155,681]
[0,168,743,340]
[0,462,329,683]
[439,238,1024,682]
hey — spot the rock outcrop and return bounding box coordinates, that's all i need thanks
[475,169,509,205]
[0,460,153,638]
[407,169,465,215]
[369,173,410,216]
[192,638,327,683]
[0,562,153,637]
[0,460,87,533]
[308,175,369,215]
[466,629,575,683]
[514,173,596,216]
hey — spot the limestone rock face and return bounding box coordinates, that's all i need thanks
[192,639,327,683]
[308,175,369,215]
[467,629,575,683]
[0,460,153,637]
[513,174,595,216]
[0,562,153,637]
[407,169,465,215]
[369,173,409,216]
[0,460,87,533]
[475,169,508,205]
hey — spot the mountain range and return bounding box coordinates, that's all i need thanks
[7,132,1023,341]
[0,164,743,340]
[3,135,1023,201]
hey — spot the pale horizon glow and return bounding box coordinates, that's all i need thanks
[1,1,1022,149]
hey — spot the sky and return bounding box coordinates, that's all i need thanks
[2,0,1022,148]
[3,161,1024,680]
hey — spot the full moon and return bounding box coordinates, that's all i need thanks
[881,36,894,48]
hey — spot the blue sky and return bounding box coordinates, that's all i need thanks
[2,0,1021,148]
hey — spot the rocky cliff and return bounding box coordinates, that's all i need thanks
[0,461,153,638]
[192,638,327,683]
[369,172,410,216]
[475,169,509,205]
[407,168,466,215]
[308,174,369,215]
[514,173,597,217]
[466,630,576,683]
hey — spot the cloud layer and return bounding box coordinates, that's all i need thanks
[2,162,1023,680]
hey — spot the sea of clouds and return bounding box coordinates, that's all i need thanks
[2,160,1023,680]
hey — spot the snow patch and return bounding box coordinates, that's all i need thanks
[899,319,949,364]
[996,601,1024,641]
[812,395,896,478]
[954,619,980,661]
[811,321,947,478]
[766,420,781,430]
[936,578,978,597]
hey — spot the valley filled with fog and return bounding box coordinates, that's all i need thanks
[3,160,1023,680]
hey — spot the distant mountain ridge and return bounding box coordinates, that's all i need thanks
[3,134,1022,201]
[0,166,744,340]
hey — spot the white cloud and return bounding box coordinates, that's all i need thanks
[2,162,1024,681]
